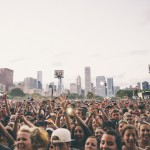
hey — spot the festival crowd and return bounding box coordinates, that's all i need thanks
[0,94,150,150]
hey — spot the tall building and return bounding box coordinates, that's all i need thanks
[85,67,91,96]
[91,83,96,95]
[70,83,77,94]
[107,78,114,98]
[0,68,13,91]
[114,86,120,96]
[142,81,149,90]
[37,71,42,89]
[24,77,37,93]
[137,82,141,90]
[96,76,106,97]
[77,75,82,96]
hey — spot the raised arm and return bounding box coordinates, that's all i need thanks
[70,108,92,135]
[3,94,11,116]
[0,122,14,144]
[59,95,72,131]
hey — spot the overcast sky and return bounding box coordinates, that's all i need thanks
[0,0,150,89]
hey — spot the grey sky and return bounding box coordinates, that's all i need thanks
[0,0,150,89]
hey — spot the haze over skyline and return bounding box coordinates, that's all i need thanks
[0,0,150,89]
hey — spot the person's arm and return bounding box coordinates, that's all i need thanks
[71,109,92,135]
[46,119,58,130]
[55,109,63,128]
[15,102,18,114]
[99,109,108,121]
[38,101,45,116]
[0,122,14,143]
[47,100,53,113]
[3,94,11,116]
[85,113,93,128]
[29,103,37,115]
[59,96,72,131]
[19,115,34,127]
[13,113,20,139]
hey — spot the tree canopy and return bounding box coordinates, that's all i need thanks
[9,88,26,97]
[116,89,133,98]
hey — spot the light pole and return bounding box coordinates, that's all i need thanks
[54,70,64,96]
[105,81,107,98]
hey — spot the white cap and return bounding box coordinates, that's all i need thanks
[51,128,73,143]
[46,127,54,132]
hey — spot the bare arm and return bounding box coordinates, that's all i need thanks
[59,95,72,131]
[20,115,34,127]
[0,122,14,143]
[3,94,11,116]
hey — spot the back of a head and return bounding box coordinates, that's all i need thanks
[101,120,116,131]
[31,127,49,150]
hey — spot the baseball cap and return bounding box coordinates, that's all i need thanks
[51,128,73,143]
[46,127,54,133]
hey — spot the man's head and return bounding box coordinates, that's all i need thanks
[51,128,72,150]
[111,109,120,121]
[123,112,133,124]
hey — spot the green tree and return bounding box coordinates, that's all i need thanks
[95,95,104,100]
[87,92,94,99]
[9,88,25,97]
[67,93,78,99]
[116,90,133,98]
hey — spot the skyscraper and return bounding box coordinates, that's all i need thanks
[142,81,149,90]
[114,86,120,96]
[24,77,37,93]
[70,83,77,94]
[96,76,106,97]
[107,78,114,98]
[85,67,91,96]
[137,82,141,90]
[37,71,42,89]
[77,75,82,96]
[0,68,13,91]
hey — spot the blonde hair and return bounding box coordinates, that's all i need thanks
[17,126,48,150]
[31,127,48,150]
[18,125,32,134]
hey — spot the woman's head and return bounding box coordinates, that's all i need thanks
[94,127,104,142]
[121,125,138,148]
[92,119,99,130]
[134,116,140,129]
[16,125,33,150]
[85,136,98,150]
[76,108,84,119]
[16,125,49,150]
[72,125,85,143]
[118,120,128,134]
[100,130,122,150]
[139,121,150,142]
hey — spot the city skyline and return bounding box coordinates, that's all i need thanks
[7,67,150,90]
[0,0,150,89]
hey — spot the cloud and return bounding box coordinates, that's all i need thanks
[54,52,72,57]
[9,57,28,63]
[114,72,126,79]
[126,49,150,56]
[141,10,150,26]
[51,62,63,67]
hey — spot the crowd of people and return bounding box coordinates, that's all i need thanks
[0,94,150,150]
